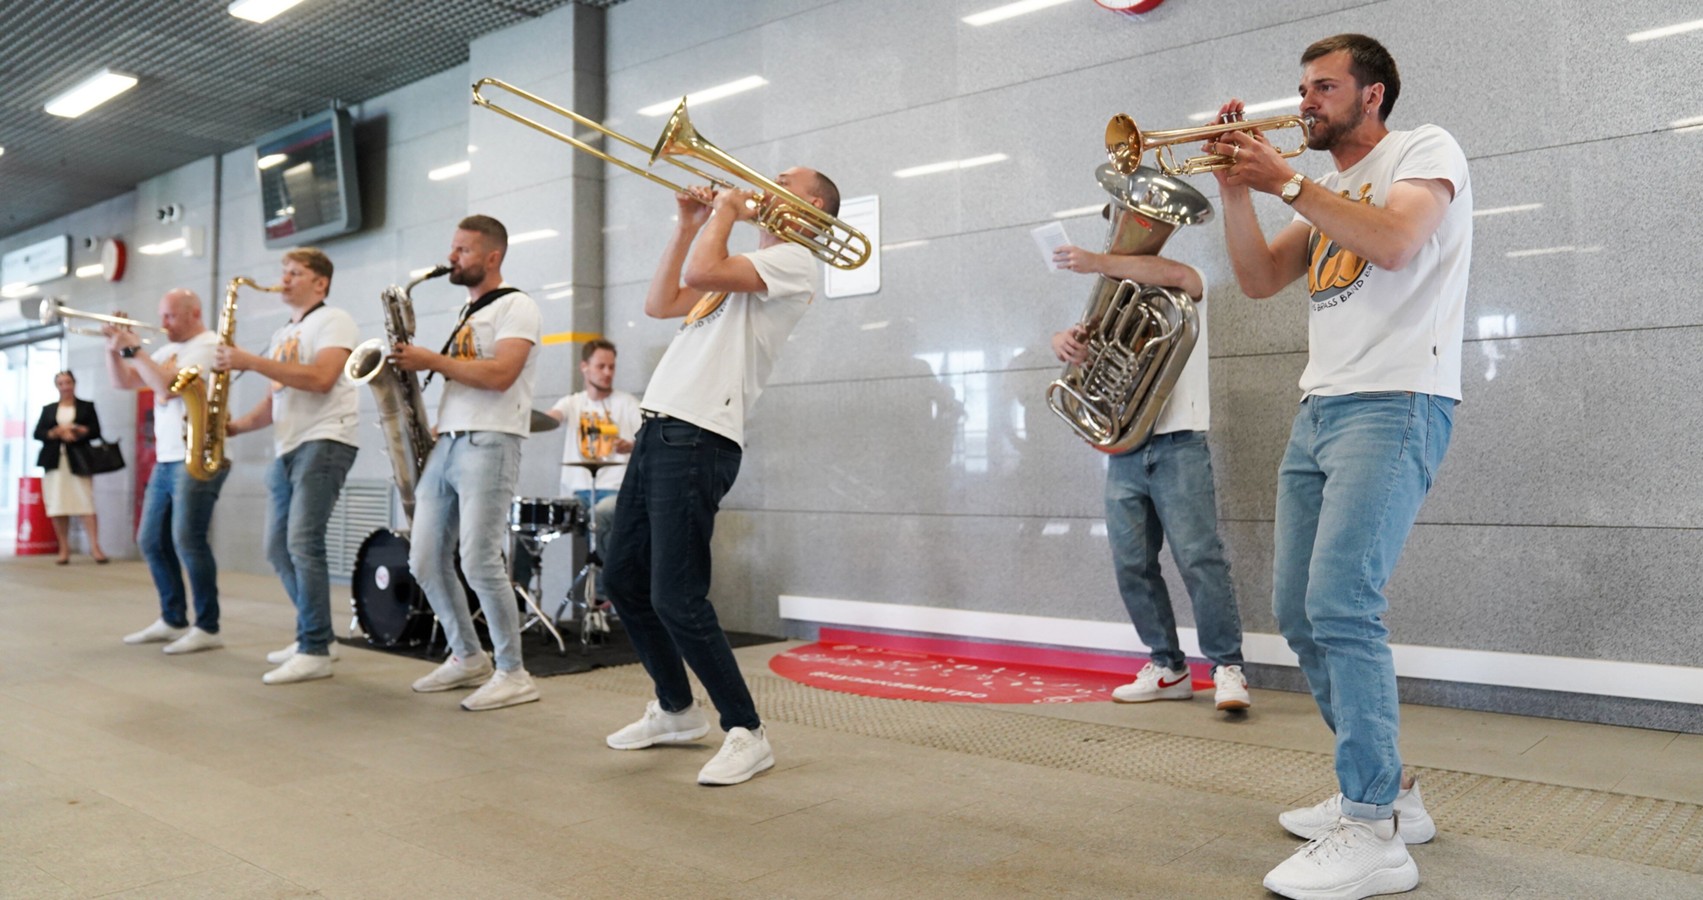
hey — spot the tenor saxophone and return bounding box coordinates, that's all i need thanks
[345,265,449,524]
[172,276,281,480]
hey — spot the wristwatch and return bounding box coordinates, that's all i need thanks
[1280,173,1307,205]
[120,346,138,359]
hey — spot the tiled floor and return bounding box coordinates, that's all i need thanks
[3,556,1701,898]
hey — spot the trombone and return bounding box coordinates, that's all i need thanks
[36,297,164,344]
[1106,110,1314,176]
[470,77,871,271]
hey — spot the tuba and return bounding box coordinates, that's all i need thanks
[1046,120,1215,454]
[470,77,871,271]
[173,276,282,480]
[345,265,449,524]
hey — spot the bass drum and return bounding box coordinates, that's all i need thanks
[351,529,437,648]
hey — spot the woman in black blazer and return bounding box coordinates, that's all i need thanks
[34,370,109,564]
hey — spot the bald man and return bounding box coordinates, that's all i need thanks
[105,289,230,655]
[601,167,838,786]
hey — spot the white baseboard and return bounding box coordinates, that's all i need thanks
[779,595,1703,706]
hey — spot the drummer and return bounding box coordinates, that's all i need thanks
[544,339,640,540]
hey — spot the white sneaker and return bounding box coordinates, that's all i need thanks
[262,653,334,685]
[410,652,494,693]
[697,726,774,786]
[606,700,712,750]
[267,642,340,665]
[123,619,187,645]
[460,669,540,711]
[1111,662,1194,703]
[1263,815,1418,899]
[1213,664,1251,711]
[1280,782,1436,844]
[162,627,224,655]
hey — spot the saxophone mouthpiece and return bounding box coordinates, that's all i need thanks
[427,265,450,278]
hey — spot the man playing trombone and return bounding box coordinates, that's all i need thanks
[1207,34,1472,899]
[104,290,228,655]
[220,248,360,685]
[601,169,838,785]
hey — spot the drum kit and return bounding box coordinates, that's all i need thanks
[348,409,623,656]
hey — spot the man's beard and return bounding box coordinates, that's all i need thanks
[448,264,483,286]
[1306,103,1364,151]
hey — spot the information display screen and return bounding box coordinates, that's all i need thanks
[255,109,362,248]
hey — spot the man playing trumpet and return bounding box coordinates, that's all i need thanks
[1207,33,1472,899]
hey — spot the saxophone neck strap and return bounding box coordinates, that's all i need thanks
[424,286,523,386]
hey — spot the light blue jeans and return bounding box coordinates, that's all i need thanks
[265,440,358,656]
[1104,430,1243,672]
[411,432,524,671]
[137,461,229,632]
[1273,391,1454,820]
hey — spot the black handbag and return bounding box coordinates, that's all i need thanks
[71,439,126,476]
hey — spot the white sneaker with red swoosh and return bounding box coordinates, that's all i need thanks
[1112,662,1195,703]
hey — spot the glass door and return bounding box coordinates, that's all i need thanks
[0,338,66,554]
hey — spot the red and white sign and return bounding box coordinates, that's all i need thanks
[1096,0,1166,16]
[16,477,58,555]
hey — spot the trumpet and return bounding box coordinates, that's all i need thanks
[471,77,871,271]
[36,298,165,344]
[1106,110,1313,176]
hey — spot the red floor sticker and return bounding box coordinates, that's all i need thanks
[770,640,1142,704]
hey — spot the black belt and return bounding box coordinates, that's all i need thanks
[439,430,485,440]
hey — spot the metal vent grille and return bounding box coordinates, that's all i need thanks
[327,478,393,584]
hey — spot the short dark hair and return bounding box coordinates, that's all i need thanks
[808,171,841,218]
[457,214,509,258]
[55,370,75,384]
[1302,34,1400,122]
[284,247,334,290]
[580,338,616,363]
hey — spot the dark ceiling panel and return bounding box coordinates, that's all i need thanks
[0,0,626,237]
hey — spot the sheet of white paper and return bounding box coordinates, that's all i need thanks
[1030,221,1071,271]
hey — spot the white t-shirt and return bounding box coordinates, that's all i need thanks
[1291,125,1473,400]
[552,388,642,493]
[266,304,361,455]
[1151,264,1211,436]
[435,288,541,436]
[150,331,220,464]
[641,243,816,446]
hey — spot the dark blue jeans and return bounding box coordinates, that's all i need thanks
[265,440,358,656]
[136,461,229,632]
[1104,430,1243,672]
[603,417,755,732]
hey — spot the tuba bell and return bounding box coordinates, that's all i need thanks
[1046,121,1215,454]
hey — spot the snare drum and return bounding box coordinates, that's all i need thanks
[508,496,584,537]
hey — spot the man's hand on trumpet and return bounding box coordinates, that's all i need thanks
[1204,99,1294,196]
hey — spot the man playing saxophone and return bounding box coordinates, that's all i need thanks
[388,214,543,711]
[219,248,361,685]
[1051,245,1248,712]
[104,289,228,655]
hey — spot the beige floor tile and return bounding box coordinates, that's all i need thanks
[94,862,317,899]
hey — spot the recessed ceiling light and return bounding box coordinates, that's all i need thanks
[229,0,308,24]
[638,76,768,116]
[256,153,287,170]
[962,0,1072,27]
[45,69,139,118]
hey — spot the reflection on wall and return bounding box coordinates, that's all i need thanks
[1476,313,1519,381]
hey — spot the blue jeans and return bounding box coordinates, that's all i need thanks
[137,461,229,632]
[1104,431,1243,672]
[411,432,524,671]
[1273,392,1454,820]
[265,440,358,656]
[603,417,756,732]
[573,488,618,550]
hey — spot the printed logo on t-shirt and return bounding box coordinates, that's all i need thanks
[680,291,729,331]
[270,332,301,393]
[1307,183,1377,310]
[449,323,478,360]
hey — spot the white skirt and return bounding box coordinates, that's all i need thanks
[43,449,96,518]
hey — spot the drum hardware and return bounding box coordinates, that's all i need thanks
[507,496,588,654]
[557,459,624,650]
